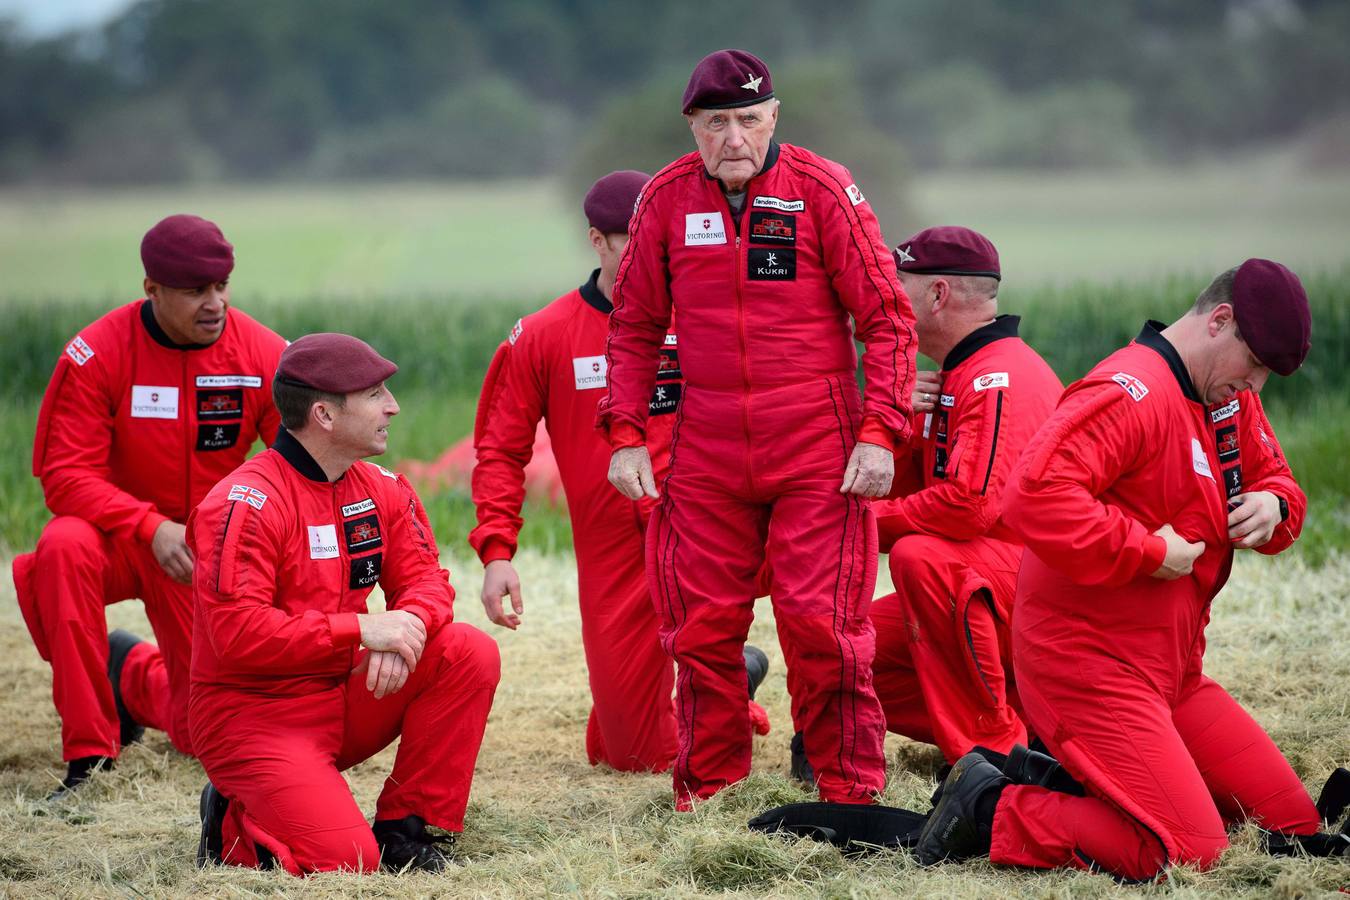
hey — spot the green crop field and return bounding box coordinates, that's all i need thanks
[0,173,1346,897]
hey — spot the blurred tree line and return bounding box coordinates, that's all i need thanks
[2,0,1347,189]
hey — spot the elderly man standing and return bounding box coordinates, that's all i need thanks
[918,261,1326,878]
[867,227,1063,768]
[13,215,286,796]
[599,49,918,808]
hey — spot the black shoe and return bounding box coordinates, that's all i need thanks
[373,815,456,873]
[789,731,815,785]
[744,645,769,701]
[46,755,114,800]
[1003,743,1083,796]
[930,746,1007,809]
[197,782,229,867]
[108,629,146,748]
[916,752,1008,865]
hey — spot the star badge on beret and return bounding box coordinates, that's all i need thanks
[741,73,763,92]
[895,245,916,264]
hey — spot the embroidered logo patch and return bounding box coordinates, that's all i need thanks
[1111,372,1149,402]
[196,423,239,451]
[573,355,608,390]
[508,318,524,345]
[973,372,1009,392]
[752,196,805,212]
[307,524,340,560]
[197,388,243,420]
[748,248,795,280]
[131,385,179,419]
[685,212,727,246]
[349,554,382,589]
[1210,399,1240,423]
[845,184,865,206]
[749,211,796,245]
[65,336,95,366]
[939,394,956,408]
[343,514,383,551]
[227,484,268,510]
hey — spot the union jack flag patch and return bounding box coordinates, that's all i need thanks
[1111,372,1149,402]
[227,484,269,510]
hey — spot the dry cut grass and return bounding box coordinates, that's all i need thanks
[0,549,1347,898]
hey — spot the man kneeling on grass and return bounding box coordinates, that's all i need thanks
[189,333,499,874]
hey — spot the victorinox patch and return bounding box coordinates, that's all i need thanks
[685,212,727,246]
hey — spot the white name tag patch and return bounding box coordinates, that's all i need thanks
[845,184,866,206]
[752,196,805,212]
[308,524,340,559]
[685,212,727,246]
[227,484,268,510]
[922,412,933,439]
[1191,438,1214,479]
[939,394,956,408]
[1210,399,1240,423]
[973,372,1009,392]
[573,355,608,390]
[131,385,179,419]
[342,498,376,517]
[196,374,263,388]
[65,336,95,366]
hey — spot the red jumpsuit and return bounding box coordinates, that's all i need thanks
[598,141,918,807]
[991,322,1318,880]
[471,270,679,771]
[869,316,1062,763]
[13,300,285,759]
[188,431,498,874]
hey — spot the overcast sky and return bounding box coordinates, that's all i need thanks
[0,0,133,36]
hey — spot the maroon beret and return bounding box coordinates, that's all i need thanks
[1231,259,1311,376]
[277,333,398,394]
[893,226,1001,281]
[682,49,774,114]
[584,170,650,234]
[140,214,234,288]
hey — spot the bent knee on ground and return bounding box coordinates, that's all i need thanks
[291,826,381,874]
[35,517,108,566]
[428,622,501,687]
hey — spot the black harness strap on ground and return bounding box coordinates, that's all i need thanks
[748,801,928,853]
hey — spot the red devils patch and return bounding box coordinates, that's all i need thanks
[196,388,244,420]
[343,514,383,551]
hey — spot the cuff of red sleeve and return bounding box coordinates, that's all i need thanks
[478,538,515,566]
[1137,534,1168,577]
[608,421,646,449]
[328,612,363,648]
[857,417,896,454]
[135,510,169,544]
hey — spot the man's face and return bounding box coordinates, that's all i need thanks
[687,100,779,190]
[1200,308,1271,404]
[331,382,400,458]
[145,279,230,345]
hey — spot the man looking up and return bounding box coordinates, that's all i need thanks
[471,171,768,774]
[599,48,918,809]
[13,214,286,795]
[190,334,499,874]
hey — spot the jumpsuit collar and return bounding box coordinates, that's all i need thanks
[579,268,612,315]
[1136,320,1203,404]
[702,139,781,183]
[273,428,332,483]
[139,298,219,351]
[942,315,1021,372]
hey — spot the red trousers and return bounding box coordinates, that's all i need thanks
[870,534,1026,763]
[577,520,677,771]
[13,516,189,759]
[648,380,886,808]
[993,647,1318,879]
[191,623,499,875]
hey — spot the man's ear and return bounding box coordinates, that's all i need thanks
[930,277,951,314]
[1208,302,1236,336]
[587,226,606,253]
[310,399,336,433]
[143,278,158,300]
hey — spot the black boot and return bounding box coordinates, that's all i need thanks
[47,755,114,800]
[790,731,815,785]
[931,745,1007,808]
[373,815,455,872]
[1002,743,1084,796]
[197,782,229,867]
[916,752,1008,865]
[107,629,146,748]
[744,645,769,700]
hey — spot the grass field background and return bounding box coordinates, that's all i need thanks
[0,170,1346,896]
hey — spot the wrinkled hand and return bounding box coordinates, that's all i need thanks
[1227,491,1281,549]
[151,520,194,585]
[357,609,427,670]
[1150,523,1205,579]
[482,559,524,630]
[608,446,659,500]
[839,442,894,498]
[356,650,411,699]
[911,370,943,414]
